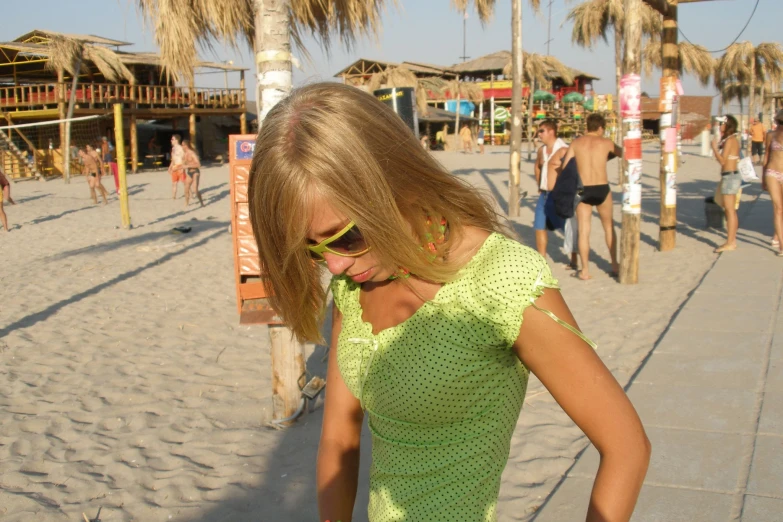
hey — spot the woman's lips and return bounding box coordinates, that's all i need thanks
[349,267,373,283]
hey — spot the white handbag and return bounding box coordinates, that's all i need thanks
[738,156,759,182]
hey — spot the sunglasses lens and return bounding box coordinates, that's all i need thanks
[328,226,367,254]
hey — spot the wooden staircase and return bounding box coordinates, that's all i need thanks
[0,128,40,179]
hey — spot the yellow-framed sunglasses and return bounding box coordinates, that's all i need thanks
[307,221,371,260]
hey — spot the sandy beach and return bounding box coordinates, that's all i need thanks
[0,144,754,521]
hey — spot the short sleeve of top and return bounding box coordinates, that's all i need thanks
[330,233,565,349]
[456,233,559,347]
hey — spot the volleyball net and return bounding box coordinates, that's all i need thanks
[0,115,110,179]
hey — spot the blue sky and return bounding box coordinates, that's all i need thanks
[2,0,778,111]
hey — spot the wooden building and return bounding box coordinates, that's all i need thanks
[0,29,247,179]
[640,95,712,140]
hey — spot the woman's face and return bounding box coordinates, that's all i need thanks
[307,199,394,284]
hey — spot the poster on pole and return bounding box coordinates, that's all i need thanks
[659,77,677,113]
[620,74,642,119]
[627,160,643,185]
[665,171,677,208]
[622,183,642,214]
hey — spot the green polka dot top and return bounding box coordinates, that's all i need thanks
[331,233,592,522]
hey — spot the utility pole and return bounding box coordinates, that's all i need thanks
[460,11,470,62]
[619,0,642,284]
[545,0,554,55]
[509,0,523,217]
[659,0,678,251]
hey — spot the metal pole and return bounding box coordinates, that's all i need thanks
[546,0,553,56]
[509,0,523,217]
[113,104,131,229]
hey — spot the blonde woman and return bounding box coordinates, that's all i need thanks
[182,140,204,207]
[248,83,650,522]
[710,115,741,253]
[763,110,783,255]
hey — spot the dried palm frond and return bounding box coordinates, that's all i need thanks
[84,46,135,83]
[367,66,417,92]
[643,37,714,86]
[46,35,135,83]
[502,52,574,86]
[717,41,783,94]
[136,0,394,82]
[566,0,660,49]
[46,35,83,76]
[716,41,753,83]
[459,82,485,103]
[450,0,541,23]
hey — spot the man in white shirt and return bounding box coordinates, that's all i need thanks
[533,120,568,257]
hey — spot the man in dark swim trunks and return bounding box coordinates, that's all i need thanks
[560,114,622,280]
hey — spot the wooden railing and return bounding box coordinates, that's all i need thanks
[0,83,245,111]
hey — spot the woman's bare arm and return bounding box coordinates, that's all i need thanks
[317,305,364,522]
[514,290,650,522]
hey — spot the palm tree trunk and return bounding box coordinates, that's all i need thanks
[63,54,83,184]
[455,90,461,151]
[252,0,305,423]
[255,0,293,122]
[615,25,624,182]
[527,79,535,161]
[509,0,523,217]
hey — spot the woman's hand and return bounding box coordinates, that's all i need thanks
[514,289,650,522]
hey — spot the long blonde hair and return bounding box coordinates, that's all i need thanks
[249,83,505,342]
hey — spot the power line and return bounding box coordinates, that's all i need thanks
[678,0,760,54]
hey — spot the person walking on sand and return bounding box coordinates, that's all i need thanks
[182,140,204,207]
[477,126,485,154]
[79,148,109,205]
[533,120,568,258]
[169,134,186,200]
[763,110,783,256]
[711,115,741,253]
[248,83,650,522]
[0,168,11,231]
[751,118,766,165]
[1,168,15,206]
[560,113,622,280]
[459,123,473,153]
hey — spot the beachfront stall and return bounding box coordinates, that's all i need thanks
[0,29,248,179]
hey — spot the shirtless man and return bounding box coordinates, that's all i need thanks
[169,134,186,200]
[561,113,622,280]
[80,147,109,205]
[533,119,568,258]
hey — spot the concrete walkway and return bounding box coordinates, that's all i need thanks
[534,190,783,522]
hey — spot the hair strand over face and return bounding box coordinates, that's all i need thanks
[248,83,507,342]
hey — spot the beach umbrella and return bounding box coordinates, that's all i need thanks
[583,98,594,111]
[533,89,556,102]
[562,91,584,103]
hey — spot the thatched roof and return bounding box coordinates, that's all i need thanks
[451,51,512,75]
[451,50,599,81]
[0,32,247,85]
[335,58,456,79]
[14,29,131,48]
[419,106,479,124]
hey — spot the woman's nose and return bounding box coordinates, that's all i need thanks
[322,252,355,275]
